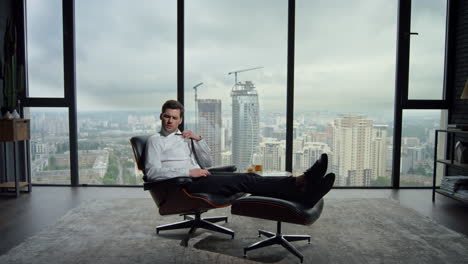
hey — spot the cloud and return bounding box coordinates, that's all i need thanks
[25,0,447,116]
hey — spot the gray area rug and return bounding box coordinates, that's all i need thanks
[1,198,468,264]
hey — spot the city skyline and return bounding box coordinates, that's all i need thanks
[27,104,442,187]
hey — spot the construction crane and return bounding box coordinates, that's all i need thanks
[193,82,203,133]
[228,66,263,89]
[193,82,203,103]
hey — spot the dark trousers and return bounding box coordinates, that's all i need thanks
[185,172,305,202]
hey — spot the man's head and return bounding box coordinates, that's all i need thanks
[160,100,184,134]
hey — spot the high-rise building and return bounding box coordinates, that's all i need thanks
[262,126,275,138]
[401,145,424,174]
[222,117,232,151]
[332,115,388,186]
[371,125,388,180]
[258,140,285,171]
[231,81,260,171]
[293,137,305,154]
[293,151,303,172]
[221,151,232,166]
[197,99,222,166]
[402,137,420,147]
[302,142,331,172]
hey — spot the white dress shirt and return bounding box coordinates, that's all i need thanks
[144,130,212,181]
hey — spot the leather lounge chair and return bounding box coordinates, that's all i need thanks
[130,135,243,246]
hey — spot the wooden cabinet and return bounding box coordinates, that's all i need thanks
[0,119,30,141]
[0,119,31,197]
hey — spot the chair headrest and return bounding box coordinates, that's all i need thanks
[130,135,151,171]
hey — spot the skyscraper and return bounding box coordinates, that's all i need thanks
[231,81,260,171]
[371,125,388,180]
[302,142,330,172]
[197,99,222,166]
[332,115,388,186]
[258,140,285,171]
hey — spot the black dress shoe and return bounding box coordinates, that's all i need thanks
[303,153,328,185]
[307,173,335,206]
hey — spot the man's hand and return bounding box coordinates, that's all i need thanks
[182,130,201,141]
[189,169,210,177]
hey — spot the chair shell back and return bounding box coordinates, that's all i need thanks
[130,135,151,171]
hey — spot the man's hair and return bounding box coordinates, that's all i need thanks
[161,100,184,118]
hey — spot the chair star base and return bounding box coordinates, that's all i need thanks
[243,221,310,263]
[156,213,234,246]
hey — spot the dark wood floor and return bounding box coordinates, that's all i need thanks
[0,187,467,256]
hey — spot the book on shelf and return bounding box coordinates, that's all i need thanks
[447,124,468,130]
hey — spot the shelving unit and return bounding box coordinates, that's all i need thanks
[432,129,468,203]
[436,160,468,169]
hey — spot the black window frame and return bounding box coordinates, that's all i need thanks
[17,0,453,188]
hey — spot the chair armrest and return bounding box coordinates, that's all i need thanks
[208,165,237,172]
[143,176,192,190]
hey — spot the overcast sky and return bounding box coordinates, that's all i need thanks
[26,0,447,118]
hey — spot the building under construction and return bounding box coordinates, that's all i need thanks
[231,81,260,171]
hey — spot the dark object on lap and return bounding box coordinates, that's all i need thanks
[208,165,237,173]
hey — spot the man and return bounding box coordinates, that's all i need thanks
[145,100,335,206]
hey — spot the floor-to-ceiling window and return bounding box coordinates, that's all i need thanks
[294,0,397,187]
[23,0,450,187]
[26,0,64,98]
[408,0,447,100]
[27,107,70,184]
[26,0,70,184]
[400,0,448,187]
[185,0,288,173]
[400,110,446,187]
[75,0,177,185]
